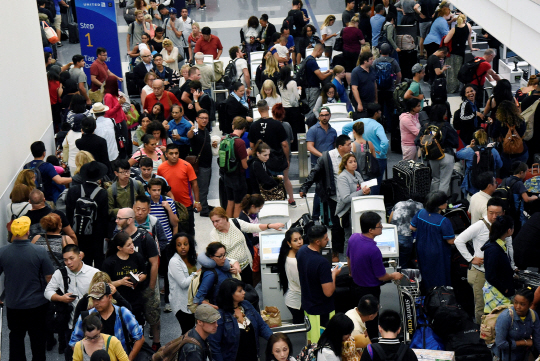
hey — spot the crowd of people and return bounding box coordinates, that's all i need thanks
[25,0,540,360]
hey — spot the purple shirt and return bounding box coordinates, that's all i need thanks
[347,233,386,287]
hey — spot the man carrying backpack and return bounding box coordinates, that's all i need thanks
[65,162,109,269]
[465,48,501,107]
[107,159,146,218]
[361,310,418,361]
[287,0,306,65]
[404,63,426,111]
[373,44,401,131]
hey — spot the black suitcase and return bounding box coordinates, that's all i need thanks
[291,197,315,237]
[391,111,402,154]
[125,72,139,97]
[68,22,79,43]
[392,160,431,200]
[398,49,418,80]
[445,320,491,361]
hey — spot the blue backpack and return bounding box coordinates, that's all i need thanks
[375,61,394,91]
[410,317,445,350]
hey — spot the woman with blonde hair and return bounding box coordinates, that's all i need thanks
[188,22,202,63]
[516,75,539,104]
[262,55,280,89]
[179,63,191,87]
[457,128,502,196]
[321,15,337,58]
[342,16,366,84]
[423,6,452,57]
[332,65,353,112]
[143,14,157,38]
[161,38,179,72]
[255,80,282,109]
[71,151,96,187]
[443,14,479,93]
[14,169,36,192]
[336,153,371,248]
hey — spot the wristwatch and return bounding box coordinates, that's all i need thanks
[193,100,198,103]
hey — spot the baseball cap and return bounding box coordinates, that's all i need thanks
[195,304,221,323]
[411,63,426,74]
[88,282,112,299]
[319,106,332,115]
[169,8,177,14]
[11,216,31,237]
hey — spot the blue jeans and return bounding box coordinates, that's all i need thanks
[372,158,387,195]
[398,235,414,267]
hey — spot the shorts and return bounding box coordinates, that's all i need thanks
[294,37,303,53]
[142,283,161,326]
[224,173,247,203]
[54,15,62,30]
[419,22,432,39]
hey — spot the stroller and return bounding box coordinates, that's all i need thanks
[394,269,422,343]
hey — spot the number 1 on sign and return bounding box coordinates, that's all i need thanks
[85,33,93,47]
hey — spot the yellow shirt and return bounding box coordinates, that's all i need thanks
[73,334,129,361]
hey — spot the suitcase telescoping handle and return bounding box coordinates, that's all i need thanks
[532,163,540,175]
[304,195,311,215]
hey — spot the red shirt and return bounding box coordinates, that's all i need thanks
[90,60,109,91]
[48,80,60,104]
[103,93,127,123]
[143,91,181,118]
[231,134,248,175]
[194,35,223,59]
[157,160,197,207]
[471,57,492,86]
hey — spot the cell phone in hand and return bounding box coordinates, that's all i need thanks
[129,272,140,287]
[172,129,179,136]
[332,262,344,271]
[69,294,78,299]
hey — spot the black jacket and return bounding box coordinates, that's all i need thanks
[249,158,279,192]
[133,61,154,90]
[299,151,336,202]
[288,9,305,37]
[75,133,114,178]
[153,65,174,89]
[258,23,277,49]
[222,95,250,134]
[178,327,213,361]
[453,100,480,146]
[481,240,515,298]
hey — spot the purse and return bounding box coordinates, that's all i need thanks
[333,29,344,51]
[185,129,207,174]
[42,21,59,44]
[266,149,288,172]
[259,180,287,201]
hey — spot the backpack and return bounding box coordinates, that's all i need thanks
[446,320,492,361]
[396,34,415,51]
[430,77,447,104]
[492,177,520,216]
[282,11,297,33]
[186,267,219,313]
[24,160,45,191]
[521,98,540,141]
[295,55,315,88]
[45,267,73,332]
[502,125,524,155]
[72,185,101,236]
[420,124,446,161]
[111,178,143,208]
[424,285,460,321]
[378,23,390,48]
[470,146,494,190]
[480,305,536,344]
[296,343,327,361]
[410,323,445,350]
[222,58,239,90]
[366,343,409,361]
[457,57,487,84]
[375,61,394,91]
[153,331,202,361]
[218,134,240,173]
[393,79,413,114]
[6,203,29,242]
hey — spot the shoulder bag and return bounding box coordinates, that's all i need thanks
[185,129,207,174]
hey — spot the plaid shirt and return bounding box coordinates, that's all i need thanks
[69,305,143,351]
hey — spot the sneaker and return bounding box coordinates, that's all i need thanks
[57,42,63,47]
[152,343,162,352]
[164,303,172,313]
[288,200,297,207]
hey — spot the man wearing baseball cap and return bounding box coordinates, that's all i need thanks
[0,216,55,361]
[177,304,221,361]
[404,63,426,110]
[69,282,144,358]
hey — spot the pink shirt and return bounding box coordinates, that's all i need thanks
[104,93,127,123]
[399,112,420,146]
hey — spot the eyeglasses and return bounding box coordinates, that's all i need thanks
[116,216,133,220]
[85,334,101,341]
[213,254,226,259]
[117,170,130,175]
[141,55,152,58]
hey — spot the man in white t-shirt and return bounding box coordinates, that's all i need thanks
[228,46,251,96]
[344,295,379,338]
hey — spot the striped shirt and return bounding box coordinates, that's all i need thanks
[150,196,177,241]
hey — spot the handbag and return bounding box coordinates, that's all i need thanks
[185,129,207,174]
[364,145,380,179]
[177,52,185,63]
[266,149,288,172]
[259,181,287,201]
[333,29,344,51]
[42,21,59,44]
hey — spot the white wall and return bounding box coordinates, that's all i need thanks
[452,0,540,70]
[0,2,56,244]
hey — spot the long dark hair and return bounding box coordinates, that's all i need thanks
[106,231,130,258]
[493,79,513,105]
[428,103,448,123]
[169,232,197,266]
[216,278,245,313]
[103,76,119,97]
[488,215,514,243]
[265,333,293,361]
[277,227,303,294]
[317,313,354,356]
[278,66,293,89]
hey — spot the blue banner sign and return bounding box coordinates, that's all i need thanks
[74,0,122,84]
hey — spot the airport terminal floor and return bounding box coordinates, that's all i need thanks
[9,0,538,359]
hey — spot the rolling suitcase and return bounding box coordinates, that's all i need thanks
[125,72,139,97]
[68,22,79,43]
[392,160,431,200]
[391,111,402,154]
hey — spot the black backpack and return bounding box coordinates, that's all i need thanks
[46,266,73,332]
[470,146,494,190]
[424,286,460,321]
[283,11,297,33]
[492,177,520,216]
[457,57,487,84]
[295,55,314,88]
[72,185,101,236]
[223,58,239,90]
[430,77,448,104]
[368,343,409,361]
[445,320,491,361]
[24,160,45,191]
